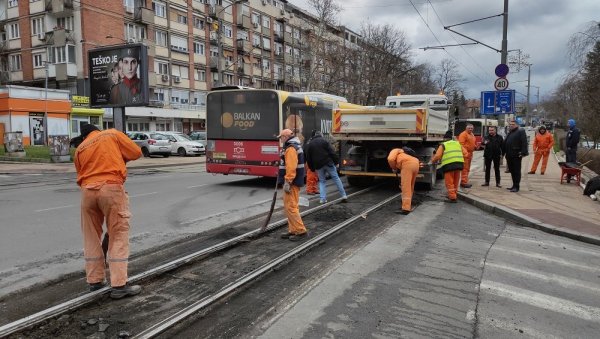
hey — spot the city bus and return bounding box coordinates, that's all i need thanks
[453,118,499,150]
[205,88,362,177]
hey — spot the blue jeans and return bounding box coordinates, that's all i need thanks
[316,164,347,202]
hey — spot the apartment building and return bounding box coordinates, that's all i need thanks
[0,0,355,135]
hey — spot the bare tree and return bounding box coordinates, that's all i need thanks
[433,59,463,95]
[567,21,600,71]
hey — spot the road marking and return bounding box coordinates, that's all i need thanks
[492,246,600,272]
[486,262,600,293]
[481,280,600,322]
[36,204,76,212]
[187,184,209,189]
[500,234,600,257]
[478,316,562,338]
[128,192,157,198]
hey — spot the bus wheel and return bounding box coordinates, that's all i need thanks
[347,176,374,187]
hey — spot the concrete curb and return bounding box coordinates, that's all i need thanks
[458,192,600,246]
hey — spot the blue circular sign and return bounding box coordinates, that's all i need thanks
[495,64,509,77]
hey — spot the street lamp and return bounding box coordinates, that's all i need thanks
[215,0,248,87]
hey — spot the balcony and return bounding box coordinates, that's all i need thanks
[209,56,219,70]
[45,0,74,14]
[48,27,74,46]
[236,15,252,29]
[274,31,284,43]
[134,7,154,24]
[209,32,218,45]
[208,5,224,20]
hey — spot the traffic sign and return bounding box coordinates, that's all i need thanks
[495,64,509,77]
[494,77,509,90]
[480,90,515,115]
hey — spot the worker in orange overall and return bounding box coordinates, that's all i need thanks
[431,130,466,203]
[528,125,554,175]
[305,166,320,195]
[458,123,476,188]
[74,124,143,299]
[387,147,420,214]
[277,129,309,241]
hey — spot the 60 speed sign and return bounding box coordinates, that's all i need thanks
[494,77,509,90]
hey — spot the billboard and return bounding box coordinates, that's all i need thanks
[88,43,149,108]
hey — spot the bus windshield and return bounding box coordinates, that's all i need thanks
[206,90,280,140]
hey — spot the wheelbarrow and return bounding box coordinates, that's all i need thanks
[558,161,591,185]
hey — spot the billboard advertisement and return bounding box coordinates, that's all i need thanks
[88,43,149,108]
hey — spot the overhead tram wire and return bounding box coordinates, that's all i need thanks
[407,0,489,87]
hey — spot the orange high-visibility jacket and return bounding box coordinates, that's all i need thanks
[458,131,476,154]
[533,132,554,152]
[75,129,142,186]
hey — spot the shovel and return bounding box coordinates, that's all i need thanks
[260,179,279,232]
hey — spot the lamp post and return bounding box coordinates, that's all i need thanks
[215,0,248,87]
[43,60,49,146]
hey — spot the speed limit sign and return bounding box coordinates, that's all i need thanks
[494,77,509,90]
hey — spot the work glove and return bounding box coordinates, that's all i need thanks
[283,181,291,193]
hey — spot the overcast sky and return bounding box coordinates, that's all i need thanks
[288,0,600,103]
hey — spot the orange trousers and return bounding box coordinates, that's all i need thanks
[530,150,550,174]
[444,170,461,200]
[461,153,473,184]
[283,185,307,235]
[306,167,319,194]
[398,163,419,211]
[81,183,131,287]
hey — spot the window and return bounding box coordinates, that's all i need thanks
[285,25,292,33]
[56,16,74,31]
[210,46,218,57]
[177,14,187,24]
[192,91,207,105]
[251,13,260,25]
[262,37,270,50]
[274,22,282,33]
[48,45,75,63]
[33,53,44,68]
[223,24,232,38]
[237,30,248,41]
[194,69,206,81]
[262,59,270,70]
[8,0,18,8]
[262,16,270,29]
[152,1,166,18]
[9,23,19,40]
[124,23,146,41]
[9,54,21,71]
[193,41,205,55]
[285,45,292,55]
[171,89,189,103]
[252,35,260,47]
[171,64,189,79]
[155,30,167,47]
[152,88,167,102]
[275,42,283,55]
[155,60,169,74]
[224,73,233,85]
[31,17,45,37]
[170,35,188,53]
[293,28,299,39]
[193,16,204,29]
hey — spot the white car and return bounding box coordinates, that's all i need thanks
[161,132,206,156]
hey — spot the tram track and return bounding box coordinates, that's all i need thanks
[1,185,400,338]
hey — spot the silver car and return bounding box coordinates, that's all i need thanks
[129,132,172,157]
[161,131,206,156]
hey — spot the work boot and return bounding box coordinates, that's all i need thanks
[394,209,411,215]
[528,171,535,174]
[280,232,293,239]
[509,188,519,193]
[541,172,545,175]
[110,284,142,299]
[89,282,106,292]
[460,183,472,188]
[289,232,308,242]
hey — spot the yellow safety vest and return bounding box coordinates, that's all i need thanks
[441,140,464,167]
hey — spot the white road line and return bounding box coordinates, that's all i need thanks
[486,262,600,293]
[35,204,76,212]
[478,316,562,339]
[481,281,600,322]
[500,234,600,257]
[492,246,600,272]
[128,192,158,198]
[187,183,209,189]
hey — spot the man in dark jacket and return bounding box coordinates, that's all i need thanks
[481,126,504,187]
[503,120,529,192]
[566,118,580,163]
[305,131,348,204]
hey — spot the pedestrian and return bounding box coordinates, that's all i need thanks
[528,125,554,175]
[277,129,309,241]
[503,119,529,192]
[305,130,348,204]
[387,146,419,214]
[458,123,476,188]
[565,118,580,163]
[481,126,504,187]
[431,130,465,203]
[74,123,143,299]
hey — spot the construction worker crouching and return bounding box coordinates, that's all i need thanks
[431,130,466,203]
[277,129,309,241]
[387,147,420,214]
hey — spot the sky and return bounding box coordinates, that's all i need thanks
[288,0,600,103]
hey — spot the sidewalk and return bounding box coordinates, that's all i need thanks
[459,148,600,245]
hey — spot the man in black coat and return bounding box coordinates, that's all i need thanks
[503,120,529,192]
[305,131,347,204]
[481,126,504,187]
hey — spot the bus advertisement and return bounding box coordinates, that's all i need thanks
[453,118,499,150]
[206,89,360,177]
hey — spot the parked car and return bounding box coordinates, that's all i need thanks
[161,131,206,156]
[129,132,172,157]
[188,130,206,145]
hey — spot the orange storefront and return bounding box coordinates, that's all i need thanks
[0,86,71,146]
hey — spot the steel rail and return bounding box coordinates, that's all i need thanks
[0,186,377,337]
[133,192,400,338]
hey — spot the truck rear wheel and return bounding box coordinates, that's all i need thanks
[347,176,374,187]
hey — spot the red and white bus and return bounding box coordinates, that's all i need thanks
[453,118,499,150]
[206,88,361,177]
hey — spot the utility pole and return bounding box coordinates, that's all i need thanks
[525,63,531,125]
[501,0,509,65]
